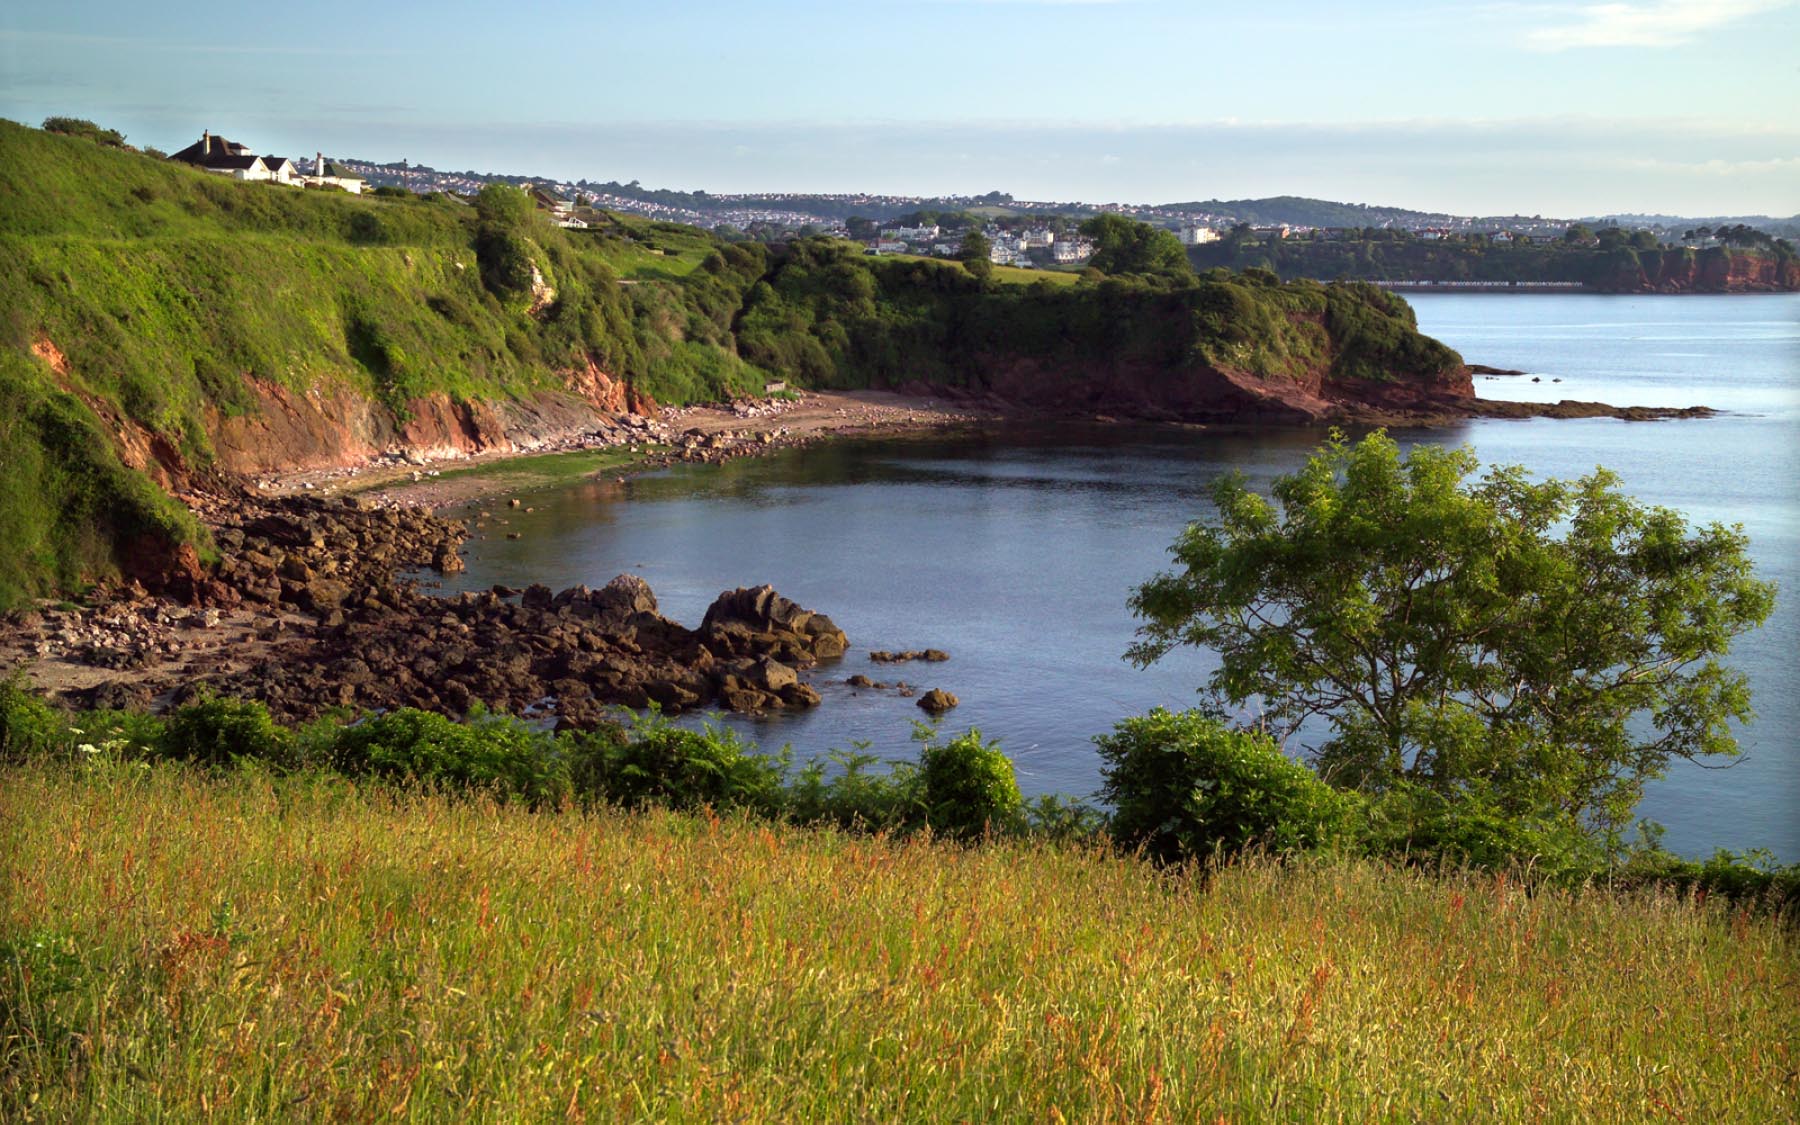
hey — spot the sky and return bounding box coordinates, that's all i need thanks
[2,0,1796,217]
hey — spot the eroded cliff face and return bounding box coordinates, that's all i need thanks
[926,348,1472,425]
[1624,250,1799,294]
[1687,252,1800,292]
[200,358,657,477]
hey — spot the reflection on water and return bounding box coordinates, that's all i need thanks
[442,293,1799,860]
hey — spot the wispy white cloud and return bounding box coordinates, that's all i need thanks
[1522,0,1792,50]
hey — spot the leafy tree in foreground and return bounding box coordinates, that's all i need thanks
[1128,431,1775,836]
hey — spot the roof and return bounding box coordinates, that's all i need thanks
[167,132,261,169]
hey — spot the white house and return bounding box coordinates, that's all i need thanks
[169,134,363,193]
[299,153,365,194]
[883,224,941,242]
[1179,225,1219,246]
[168,131,272,180]
[1052,239,1096,264]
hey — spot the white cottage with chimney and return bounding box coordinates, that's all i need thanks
[167,132,361,194]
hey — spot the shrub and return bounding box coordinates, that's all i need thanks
[1096,708,1355,863]
[1613,845,1800,911]
[917,727,1023,841]
[159,694,290,769]
[41,117,126,147]
[475,224,541,299]
[575,711,782,813]
[346,210,388,246]
[329,708,567,804]
[1358,781,1601,877]
[783,748,924,832]
[0,678,65,764]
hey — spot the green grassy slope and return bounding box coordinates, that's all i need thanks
[737,240,1460,390]
[5,762,1795,1121]
[0,122,767,607]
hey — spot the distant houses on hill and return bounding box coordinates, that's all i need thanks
[864,221,1098,268]
[524,184,588,228]
[166,131,365,194]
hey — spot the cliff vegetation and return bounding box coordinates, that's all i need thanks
[1191,227,1800,292]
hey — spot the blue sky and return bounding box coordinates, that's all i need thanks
[3,0,1795,215]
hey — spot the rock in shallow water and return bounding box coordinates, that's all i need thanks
[917,688,959,714]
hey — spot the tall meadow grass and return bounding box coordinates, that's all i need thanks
[4,760,1795,1121]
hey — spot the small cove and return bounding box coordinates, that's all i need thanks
[440,293,1800,859]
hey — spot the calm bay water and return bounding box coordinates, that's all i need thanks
[444,293,1799,859]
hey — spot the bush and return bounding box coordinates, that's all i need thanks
[917,727,1023,841]
[0,678,65,764]
[346,210,389,246]
[1358,781,1601,877]
[1614,845,1800,911]
[41,117,126,147]
[475,225,541,299]
[782,748,924,832]
[159,694,290,769]
[329,708,567,804]
[1096,708,1355,863]
[575,710,782,813]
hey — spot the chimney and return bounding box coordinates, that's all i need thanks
[202,129,210,154]
[316,151,324,177]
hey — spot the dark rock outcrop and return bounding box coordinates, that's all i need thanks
[701,585,848,663]
[32,496,848,728]
[870,649,949,664]
[917,688,959,714]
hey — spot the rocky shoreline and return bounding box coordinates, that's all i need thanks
[257,385,1715,515]
[0,495,849,729]
[0,382,1714,728]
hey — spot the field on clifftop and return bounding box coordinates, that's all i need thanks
[4,761,1795,1122]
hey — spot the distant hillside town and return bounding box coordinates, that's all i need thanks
[138,125,1795,279]
[325,148,1797,250]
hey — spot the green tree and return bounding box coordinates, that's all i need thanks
[958,229,992,264]
[473,182,536,228]
[1128,431,1774,837]
[1078,215,1192,280]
